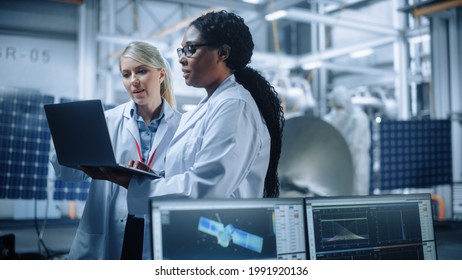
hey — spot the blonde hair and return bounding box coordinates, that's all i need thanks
[119,41,176,108]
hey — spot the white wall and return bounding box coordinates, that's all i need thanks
[0,34,78,98]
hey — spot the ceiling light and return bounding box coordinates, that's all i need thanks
[265,10,287,21]
[242,0,263,4]
[302,61,323,70]
[349,48,374,59]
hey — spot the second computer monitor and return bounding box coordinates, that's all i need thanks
[304,193,437,260]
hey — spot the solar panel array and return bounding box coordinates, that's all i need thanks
[0,90,455,199]
[0,89,53,199]
[54,180,90,201]
[379,120,452,190]
[0,89,90,200]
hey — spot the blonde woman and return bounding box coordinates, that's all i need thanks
[51,41,180,259]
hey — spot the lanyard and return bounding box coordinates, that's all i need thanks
[134,139,156,167]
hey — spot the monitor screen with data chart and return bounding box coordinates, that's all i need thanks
[304,194,437,260]
[150,198,307,260]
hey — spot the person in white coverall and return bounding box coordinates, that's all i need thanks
[323,86,371,195]
[97,11,285,214]
[50,41,181,259]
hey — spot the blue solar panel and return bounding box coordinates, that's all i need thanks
[0,91,119,201]
[378,120,452,190]
[54,179,90,201]
[0,89,54,199]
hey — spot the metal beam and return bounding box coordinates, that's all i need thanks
[148,7,220,39]
[78,0,98,100]
[405,25,430,38]
[324,0,388,14]
[250,50,396,77]
[284,8,401,36]
[97,34,168,55]
[265,0,306,14]
[321,62,396,76]
[251,51,297,70]
[155,0,260,11]
[412,0,462,17]
[298,36,396,65]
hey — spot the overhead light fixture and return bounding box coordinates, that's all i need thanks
[242,0,263,4]
[349,48,374,59]
[265,10,287,21]
[302,61,323,70]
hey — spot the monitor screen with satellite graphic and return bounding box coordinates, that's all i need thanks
[149,198,307,260]
[304,193,437,260]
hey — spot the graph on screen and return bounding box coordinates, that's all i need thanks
[305,194,437,260]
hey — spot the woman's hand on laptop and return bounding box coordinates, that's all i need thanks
[80,166,107,181]
[80,166,132,189]
[127,160,153,173]
[100,167,132,188]
[79,160,153,188]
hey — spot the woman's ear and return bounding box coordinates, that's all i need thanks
[218,44,231,61]
[159,68,166,83]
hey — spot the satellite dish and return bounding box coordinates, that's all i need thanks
[278,115,354,197]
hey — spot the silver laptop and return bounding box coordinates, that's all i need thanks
[304,193,438,260]
[44,99,159,178]
[149,198,307,260]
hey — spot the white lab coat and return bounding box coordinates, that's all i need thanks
[50,99,180,260]
[127,75,271,215]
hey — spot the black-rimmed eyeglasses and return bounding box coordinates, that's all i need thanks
[177,43,214,58]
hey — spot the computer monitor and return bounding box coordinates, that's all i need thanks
[304,193,437,260]
[149,198,307,260]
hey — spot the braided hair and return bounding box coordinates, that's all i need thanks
[190,10,284,197]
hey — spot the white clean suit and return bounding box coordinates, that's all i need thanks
[127,75,271,215]
[50,99,180,260]
[324,87,371,195]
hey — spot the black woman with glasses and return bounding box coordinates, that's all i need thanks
[103,10,284,216]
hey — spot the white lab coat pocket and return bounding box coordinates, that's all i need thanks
[183,136,203,167]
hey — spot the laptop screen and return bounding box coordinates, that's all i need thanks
[304,193,437,260]
[150,198,307,260]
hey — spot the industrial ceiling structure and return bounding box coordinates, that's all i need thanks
[93,0,405,105]
[83,0,448,118]
[2,0,460,118]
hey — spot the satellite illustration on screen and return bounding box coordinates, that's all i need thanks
[150,198,307,260]
[159,208,277,260]
[198,215,264,253]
